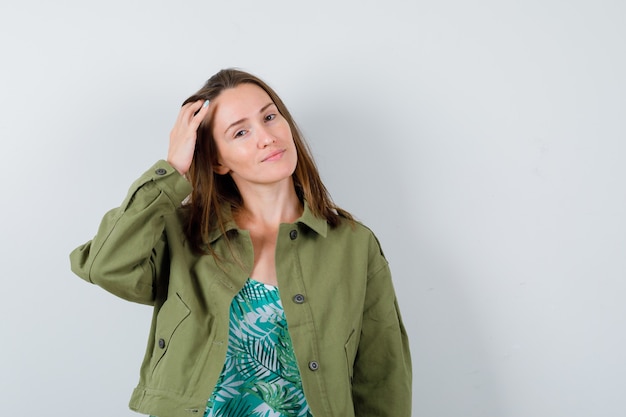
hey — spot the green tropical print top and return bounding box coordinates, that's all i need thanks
[204,278,313,417]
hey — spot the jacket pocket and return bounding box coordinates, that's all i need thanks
[344,328,359,381]
[150,292,191,374]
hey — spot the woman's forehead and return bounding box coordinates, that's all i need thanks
[209,83,274,129]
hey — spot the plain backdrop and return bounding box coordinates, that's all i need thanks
[1,1,625,416]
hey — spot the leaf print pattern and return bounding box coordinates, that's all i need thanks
[204,279,313,417]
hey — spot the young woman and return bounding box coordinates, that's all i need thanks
[70,69,412,417]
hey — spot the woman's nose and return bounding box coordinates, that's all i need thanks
[256,126,276,148]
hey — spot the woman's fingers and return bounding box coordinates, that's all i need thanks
[167,99,210,176]
[190,99,210,127]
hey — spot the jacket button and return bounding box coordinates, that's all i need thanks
[289,230,298,240]
[293,294,305,304]
[155,168,167,175]
[158,338,166,349]
[308,361,319,371]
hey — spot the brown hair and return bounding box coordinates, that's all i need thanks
[181,68,352,254]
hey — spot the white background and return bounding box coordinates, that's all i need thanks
[1,1,625,416]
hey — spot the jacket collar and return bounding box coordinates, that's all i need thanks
[207,200,328,244]
[297,202,328,237]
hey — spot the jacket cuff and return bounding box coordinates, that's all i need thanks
[125,160,193,209]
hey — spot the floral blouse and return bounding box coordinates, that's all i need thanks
[204,278,313,417]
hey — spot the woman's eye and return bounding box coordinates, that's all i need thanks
[234,129,247,138]
[265,114,276,122]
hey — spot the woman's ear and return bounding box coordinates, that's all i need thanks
[212,162,230,175]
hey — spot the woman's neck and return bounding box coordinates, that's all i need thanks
[234,180,303,229]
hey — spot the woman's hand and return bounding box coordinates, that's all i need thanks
[167,99,210,176]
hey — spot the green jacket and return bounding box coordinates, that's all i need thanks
[70,160,412,417]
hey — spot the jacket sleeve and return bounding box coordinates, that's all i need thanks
[352,240,413,416]
[69,160,192,305]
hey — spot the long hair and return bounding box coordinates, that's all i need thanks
[181,68,352,254]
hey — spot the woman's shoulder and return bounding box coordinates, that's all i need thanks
[328,215,388,258]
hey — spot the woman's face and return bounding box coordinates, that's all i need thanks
[209,83,297,191]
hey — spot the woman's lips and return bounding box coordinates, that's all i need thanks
[262,149,285,162]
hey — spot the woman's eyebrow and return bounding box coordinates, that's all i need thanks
[224,102,276,134]
[259,102,275,113]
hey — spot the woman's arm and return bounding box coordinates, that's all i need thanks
[70,99,209,303]
[352,253,413,416]
[69,161,192,304]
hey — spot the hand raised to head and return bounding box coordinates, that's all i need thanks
[167,99,210,176]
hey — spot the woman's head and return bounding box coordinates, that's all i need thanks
[191,79,298,200]
[181,68,351,252]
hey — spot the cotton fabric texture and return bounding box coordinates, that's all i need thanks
[69,160,412,417]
